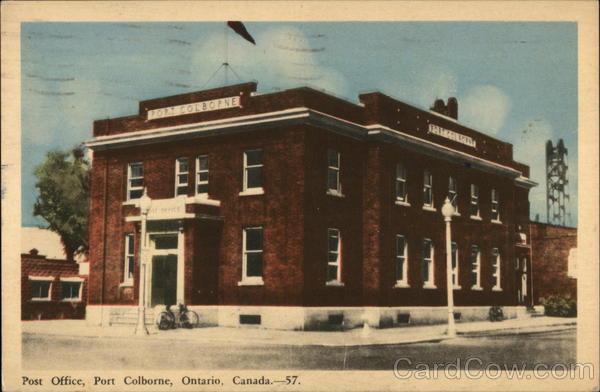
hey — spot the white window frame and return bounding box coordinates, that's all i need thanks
[394,235,409,287]
[239,227,264,286]
[491,248,502,291]
[326,149,343,197]
[451,241,461,289]
[422,238,436,288]
[126,162,143,201]
[470,184,481,219]
[326,228,343,285]
[470,245,482,290]
[422,170,435,211]
[174,157,189,196]
[195,155,209,196]
[59,277,84,302]
[240,149,264,195]
[28,276,54,301]
[121,233,135,286]
[491,188,501,222]
[448,176,459,214]
[395,164,409,206]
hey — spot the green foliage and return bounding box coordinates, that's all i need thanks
[543,296,577,318]
[33,146,90,260]
[488,306,504,322]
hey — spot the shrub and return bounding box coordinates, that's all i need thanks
[489,306,504,322]
[543,296,577,317]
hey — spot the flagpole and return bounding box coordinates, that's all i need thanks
[224,22,229,85]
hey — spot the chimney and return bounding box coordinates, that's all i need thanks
[447,97,458,119]
[430,98,458,120]
[430,99,446,115]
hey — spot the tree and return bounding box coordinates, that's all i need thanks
[33,146,90,261]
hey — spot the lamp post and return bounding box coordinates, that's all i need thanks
[134,188,151,336]
[441,197,457,338]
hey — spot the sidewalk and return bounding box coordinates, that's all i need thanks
[22,316,576,347]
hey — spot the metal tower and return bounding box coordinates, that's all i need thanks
[545,139,571,226]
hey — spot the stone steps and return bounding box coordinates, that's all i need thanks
[109,309,155,326]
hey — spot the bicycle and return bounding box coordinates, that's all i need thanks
[157,303,199,330]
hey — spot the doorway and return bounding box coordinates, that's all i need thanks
[151,254,177,307]
[148,233,180,307]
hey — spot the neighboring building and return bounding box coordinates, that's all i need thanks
[85,82,536,330]
[21,250,88,320]
[530,222,577,304]
[21,228,88,320]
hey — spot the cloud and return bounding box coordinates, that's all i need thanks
[189,25,349,98]
[459,85,511,134]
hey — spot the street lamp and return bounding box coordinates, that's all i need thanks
[441,197,457,338]
[134,188,151,336]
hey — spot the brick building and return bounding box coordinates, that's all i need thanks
[85,82,536,329]
[530,222,577,304]
[21,249,87,320]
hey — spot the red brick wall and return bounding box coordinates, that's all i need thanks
[530,223,577,304]
[88,84,533,309]
[21,254,87,320]
[88,126,308,306]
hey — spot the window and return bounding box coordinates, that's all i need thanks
[327,228,342,284]
[395,235,408,286]
[127,162,143,200]
[422,238,435,287]
[196,155,209,195]
[243,150,263,192]
[241,227,263,284]
[491,248,501,290]
[423,170,433,208]
[491,189,500,221]
[470,245,481,289]
[451,242,459,288]
[60,280,82,301]
[448,176,458,211]
[395,164,408,203]
[470,184,480,218]
[174,157,189,196]
[327,149,341,195]
[29,277,53,301]
[123,233,135,284]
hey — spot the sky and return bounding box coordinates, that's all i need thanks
[20,22,578,227]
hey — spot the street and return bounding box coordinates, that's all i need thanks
[23,329,575,370]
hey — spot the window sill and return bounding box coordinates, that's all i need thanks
[470,215,482,221]
[237,278,264,286]
[471,285,483,291]
[29,298,51,302]
[422,206,437,212]
[492,287,503,292]
[326,281,345,287]
[453,212,461,217]
[453,285,462,290]
[326,189,345,198]
[491,219,502,224]
[119,282,134,288]
[186,195,221,207]
[239,188,264,196]
[394,282,410,288]
[423,284,437,289]
[60,299,82,303]
[122,200,140,207]
[394,200,411,207]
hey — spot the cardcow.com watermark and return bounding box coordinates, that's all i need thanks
[393,358,594,380]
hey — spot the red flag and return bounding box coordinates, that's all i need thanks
[227,21,256,45]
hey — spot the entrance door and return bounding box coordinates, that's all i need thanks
[151,254,177,307]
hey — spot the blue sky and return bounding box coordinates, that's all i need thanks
[21,22,578,227]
